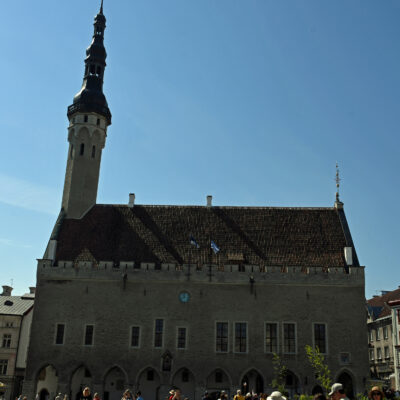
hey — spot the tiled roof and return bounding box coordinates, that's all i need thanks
[55,205,357,268]
[367,288,400,319]
[0,296,34,316]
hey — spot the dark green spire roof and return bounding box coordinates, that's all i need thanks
[67,3,111,125]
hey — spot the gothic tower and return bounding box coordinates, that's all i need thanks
[61,2,111,219]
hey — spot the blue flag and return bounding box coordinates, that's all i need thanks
[211,240,220,254]
[190,236,200,249]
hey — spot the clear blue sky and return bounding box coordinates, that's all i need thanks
[0,0,399,298]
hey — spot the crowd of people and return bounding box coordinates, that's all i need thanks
[18,382,396,400]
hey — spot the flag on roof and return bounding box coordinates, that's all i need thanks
[190,236,200,249]
[211,240,220,254]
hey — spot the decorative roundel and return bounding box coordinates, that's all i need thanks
[179,291,190,303]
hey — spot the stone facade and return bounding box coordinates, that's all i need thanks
[21,4,369,400]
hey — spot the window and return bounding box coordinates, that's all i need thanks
[2,334,11,348]
[0,360,7,375]
[216,322,228,352]
[283,323,296,353]
[146,370,154,381]
[265,323,278,353]
[384,346,390,359]
[84,325,94,346]
[234,322,247,353]
[377,347,382,360]
[96,118,100,126]
[340,352,350,365]
[91,145,96,158]
[383,326,388,340]
[369,329,374,342]
[215,371,223,383]
[182,369,189,382]
[177,327,186,349]
[154,319,164,348]
[84,115,88,122]
[369,349,374,361]
[55,324,65,345]
[313,323,327,354]
[80,143,85,156]
[376,328,381,341]
[131,327,140,348]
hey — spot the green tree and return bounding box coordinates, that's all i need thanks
[271,352,288,394]
[305,345,332,394]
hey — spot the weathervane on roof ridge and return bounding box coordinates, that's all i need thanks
[334,162,344,209]
[335,162,340,202]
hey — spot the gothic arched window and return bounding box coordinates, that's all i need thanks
[80,143,85,156]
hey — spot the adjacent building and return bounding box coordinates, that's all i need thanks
[388,298,400,391]
[22,4,369,400]
[366,287,400,389]
[0,286,35,400]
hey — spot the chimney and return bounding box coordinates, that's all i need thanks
[344,247,353,266]
[29,287,36,294]
[206,195,212,208]
[128,193,135,207]
[1,286,13,296]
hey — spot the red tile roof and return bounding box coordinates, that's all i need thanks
[54,205,356,268]
[367,288,400,318]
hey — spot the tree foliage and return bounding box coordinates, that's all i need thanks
[305,345,332,394]
[271,352,288,394]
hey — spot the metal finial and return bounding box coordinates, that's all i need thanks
[100,0,104,14]
[335,162,341,202]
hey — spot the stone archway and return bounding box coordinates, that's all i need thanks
[137,367,161,400]
[285,370,300,398]
[337,371,354,399]
[206,368,231,398]
[36,365,59,400]
[171,368,196,400]
[103,367,126,400]
[241,369,264,395]
[70,366,92,400]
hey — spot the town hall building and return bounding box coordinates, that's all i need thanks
[22,3,369,400]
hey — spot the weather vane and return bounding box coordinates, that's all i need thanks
[335,162,341,202]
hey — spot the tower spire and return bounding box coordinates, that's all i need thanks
[67,4,111,125]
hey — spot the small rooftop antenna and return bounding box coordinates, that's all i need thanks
[335,162,341,202]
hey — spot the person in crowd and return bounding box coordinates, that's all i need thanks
[313,394,327,400]
[217,390,228,400]
[201,392,209,400]
[168,390,175,400]
[93,393,101,400]
[121,391,133,400]
[55,393,62,400]
[234,390,245,400]
[328,384,346,400]
[369,387,385,400]
[80,388,92,400]
[172,389,181,400]
[267,391,286,400]
[136,391,143,400]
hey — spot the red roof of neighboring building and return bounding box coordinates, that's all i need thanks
[367,288,400,318]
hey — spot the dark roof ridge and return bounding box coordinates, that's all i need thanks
[95,204,336,211]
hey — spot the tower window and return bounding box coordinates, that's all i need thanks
[80,143,85,156]
[91,146,96,158]
[90,64,95,75]
[97,118,100,126]
[84,115,88,123]
[96,66,102,77]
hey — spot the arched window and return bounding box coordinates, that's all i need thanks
[80,143,85,156]
[91,146,96,158]
[84,115,88,123]
[90,64,95,75]
[96,66,102,77]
